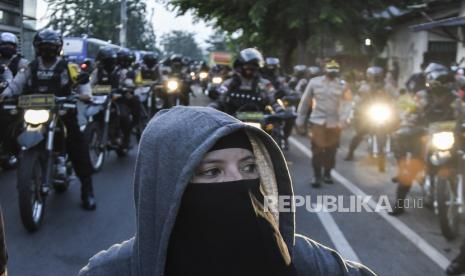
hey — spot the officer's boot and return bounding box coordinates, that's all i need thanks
[389,183,411,216]
[80,176,97,211]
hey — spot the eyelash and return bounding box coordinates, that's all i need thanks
[197,163,257,177]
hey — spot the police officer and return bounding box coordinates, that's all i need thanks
[296,60,351,187]
[115,49,140,152]
[0,32,28,76]
[345,66,397,161]
[0,32,26,168]
[139,52,160,82]
[214,48,275,115]
[1,29,97,210]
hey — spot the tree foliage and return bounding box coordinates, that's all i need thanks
[166,0,423,67]
[160,30,204,60]
[46,0,157,50]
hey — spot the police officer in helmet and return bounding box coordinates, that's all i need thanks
[214,48,275,115]
[0,32,28,76]
[1,29,97,210]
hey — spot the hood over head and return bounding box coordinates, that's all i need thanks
[132,106,295,276]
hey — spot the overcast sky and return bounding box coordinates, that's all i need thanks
[36,0,215,48]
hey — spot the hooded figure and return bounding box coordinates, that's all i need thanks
[79,106,375,276]
[0,207,7,276]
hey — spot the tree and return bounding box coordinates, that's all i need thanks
[205,30,228,52]
[166,0,424,68]
[45,0,158,51]
[160,30,204,60]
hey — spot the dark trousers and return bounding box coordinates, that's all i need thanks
[310,124,341,178]
[0,113,19,156]
[347,129,368,157]
[118,96,141,148]
[62,113,94,192]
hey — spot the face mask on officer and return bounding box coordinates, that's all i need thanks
[102,58,116,72]
[0,43,16,59]
[38,44,59,63]
[242,64,258,79]
[326,69,339,80]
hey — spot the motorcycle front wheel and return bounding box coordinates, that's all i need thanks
[437,175,460,240]
[85,121,106,172]
[17,149,46,232]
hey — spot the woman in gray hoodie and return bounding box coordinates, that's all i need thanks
[0,206,7,276]
[79,106,375,276]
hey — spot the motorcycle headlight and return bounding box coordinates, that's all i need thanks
[24,109,50,125]
[432,131,455,151]
[368,104,392,124]
[199,72,208,80]
[212,77,223,84]
[167,80,179,92]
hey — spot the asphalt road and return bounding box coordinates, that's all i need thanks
[0,91,462,275]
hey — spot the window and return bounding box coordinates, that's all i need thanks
[0,9,21,27]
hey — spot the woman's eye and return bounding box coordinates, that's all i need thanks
[242,163,257,173]
[198,168,221,177]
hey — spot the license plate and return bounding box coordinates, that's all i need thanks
[93,85,112,94]
[18,94,55,109]
[236,112,265,121]
[428,121,456,133]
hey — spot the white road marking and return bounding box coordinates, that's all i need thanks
[289,137,450,270]
[313,203,361,263]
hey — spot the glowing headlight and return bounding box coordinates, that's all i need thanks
[368,104,392,124]
[432,131,455,151]
[199,72,208,80]
[167,80,179,92]
[212,77,223,84]
[24,109,50,125]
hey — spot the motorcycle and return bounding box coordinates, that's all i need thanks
[134,80,156,140]
[0,97,20,170]
[16,94,78,231]
[84,85,130,172]
[423,120,465,240]
[154,76,187,108]
[364,100,396,172]
[206,74,224,100]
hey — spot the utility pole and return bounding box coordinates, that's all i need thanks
[120,0,127,47]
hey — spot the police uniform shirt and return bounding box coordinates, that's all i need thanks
[3,57,91,97]
[297,75,349,128]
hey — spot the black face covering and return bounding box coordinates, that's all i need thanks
[0,45,15,59]
[39,45,59,63]
[165,178,296,276]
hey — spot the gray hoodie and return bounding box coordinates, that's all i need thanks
[79,106,376,276]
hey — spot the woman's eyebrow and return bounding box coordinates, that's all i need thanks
[239,156,255,162]
[199,159,224,165]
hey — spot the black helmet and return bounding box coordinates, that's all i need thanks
[424,63,454,86]
[33,29,63,59]
[97,46,117,71]
[0,32,18,46]
[307,66,321,78]
[169,54,184,64]
[142,52,158,67]
[33,29,63,49]
[117,48,134,68]
[237,48,264,68]
[366,66,384,83]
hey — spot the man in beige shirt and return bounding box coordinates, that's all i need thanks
[296,60,351,187]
